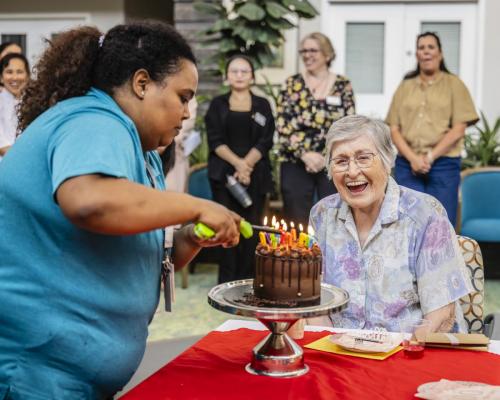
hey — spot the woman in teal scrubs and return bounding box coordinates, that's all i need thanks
[0,21,240,399]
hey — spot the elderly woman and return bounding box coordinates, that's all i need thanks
[309,115,472,333]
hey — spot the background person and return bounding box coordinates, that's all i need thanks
[205,54,274,283]
[386,32,478,227]
[276,32,355,226]
[309,115,472,333]
[0,21,240,399]
[165,97,198,192]
[0,42,22,60]
[0,53,30,159]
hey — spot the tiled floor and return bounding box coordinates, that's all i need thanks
[148,263,500,342]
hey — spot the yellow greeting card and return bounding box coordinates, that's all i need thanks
[305,334,403,360]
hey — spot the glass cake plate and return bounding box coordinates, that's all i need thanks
[208,279,349,378]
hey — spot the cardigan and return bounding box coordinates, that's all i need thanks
[204,91,275,193]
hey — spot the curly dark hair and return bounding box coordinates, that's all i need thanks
[18,20,196,132]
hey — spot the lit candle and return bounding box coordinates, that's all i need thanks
[290,221,297,242]
[270,233,276,248]
[307,225,315,248]
[271,215,277,228]
[298,232,308,247]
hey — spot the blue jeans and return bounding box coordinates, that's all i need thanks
[394,155,461,227]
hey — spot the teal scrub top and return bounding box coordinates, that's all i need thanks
[0,88,165,399]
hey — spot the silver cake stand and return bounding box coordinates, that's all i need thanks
[208,279,349,378]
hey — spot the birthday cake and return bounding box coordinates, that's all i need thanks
[252,241,322,307]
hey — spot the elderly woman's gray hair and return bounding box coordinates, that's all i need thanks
[325,115,396,178]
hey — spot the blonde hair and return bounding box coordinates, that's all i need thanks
[300,32,336,67]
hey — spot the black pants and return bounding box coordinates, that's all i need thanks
[209,179,266,284]
[280,161,337,227]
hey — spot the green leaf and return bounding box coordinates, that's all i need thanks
[282,0,318,18]
[211,19,233,32]
[219,38,239,52]
[193,2,224,16]
[265,2,290,19]
[237,3,266,21]
[267,17,296,30]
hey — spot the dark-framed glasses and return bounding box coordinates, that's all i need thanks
[298,48,320,55]
[330,153,377,172]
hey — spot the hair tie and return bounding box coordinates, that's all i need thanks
[98,34,105,48]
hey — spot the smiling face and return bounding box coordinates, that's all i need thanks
[416,35,443,75]
[300,38,329,74]
[330,135,389,214]
[1,57,29,98]
[138,59,198,150]
[226,57,253,91]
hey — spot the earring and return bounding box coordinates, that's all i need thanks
[141,90,145,98]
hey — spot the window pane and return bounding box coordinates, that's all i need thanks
[421,22,460,75]
[346,23,385,94]
[1,34,27,56]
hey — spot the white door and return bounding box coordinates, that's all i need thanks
[0,15,89,66]
[321,1,477,119]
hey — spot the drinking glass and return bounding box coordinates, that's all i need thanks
[399,318,431,359]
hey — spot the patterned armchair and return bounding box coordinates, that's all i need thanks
[457,235,484,333]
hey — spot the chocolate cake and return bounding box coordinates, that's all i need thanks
[252,243,322,307]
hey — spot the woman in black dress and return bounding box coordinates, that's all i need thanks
[205,55,275,283]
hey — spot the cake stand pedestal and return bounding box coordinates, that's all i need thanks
[208,279,349,378]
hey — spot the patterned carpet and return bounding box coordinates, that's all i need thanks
[148,263,500,342]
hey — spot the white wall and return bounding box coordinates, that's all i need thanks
[0,0,125,31]
[478,0,500,122]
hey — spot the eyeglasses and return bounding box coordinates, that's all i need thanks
[227,69,252,75]
[298,48,320,55]
[330,153,377,172]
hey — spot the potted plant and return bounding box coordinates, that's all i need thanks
[462,111,500,169]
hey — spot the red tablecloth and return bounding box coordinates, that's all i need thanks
[123,328,500,400]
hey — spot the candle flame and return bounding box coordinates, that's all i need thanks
[283,222,288,231]
[274,221,280,230]
[263,216,268,226]
[307,225,315,236]
[290,221,295,228]
[271,215,277,227]
[299,223,303,232]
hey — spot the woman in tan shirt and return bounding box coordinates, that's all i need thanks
[386,32,478,227]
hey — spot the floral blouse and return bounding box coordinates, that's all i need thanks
[276,73,355,162]
[310,177,472,333]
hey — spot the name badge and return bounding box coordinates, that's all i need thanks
[164,226,174,248]
[326,96,342,106]
[253,112,267,127]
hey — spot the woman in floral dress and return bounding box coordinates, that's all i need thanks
[276,32,355,226]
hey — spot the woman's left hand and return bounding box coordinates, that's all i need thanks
[234,171,251,186]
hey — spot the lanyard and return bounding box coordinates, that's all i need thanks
[145,158,175,311]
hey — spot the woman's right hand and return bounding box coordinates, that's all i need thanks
[301,151,325,173]
[410,154,431,174]
[195,199,241,248]
[234,158,253,177]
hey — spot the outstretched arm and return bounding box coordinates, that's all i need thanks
[56,174,241,247]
